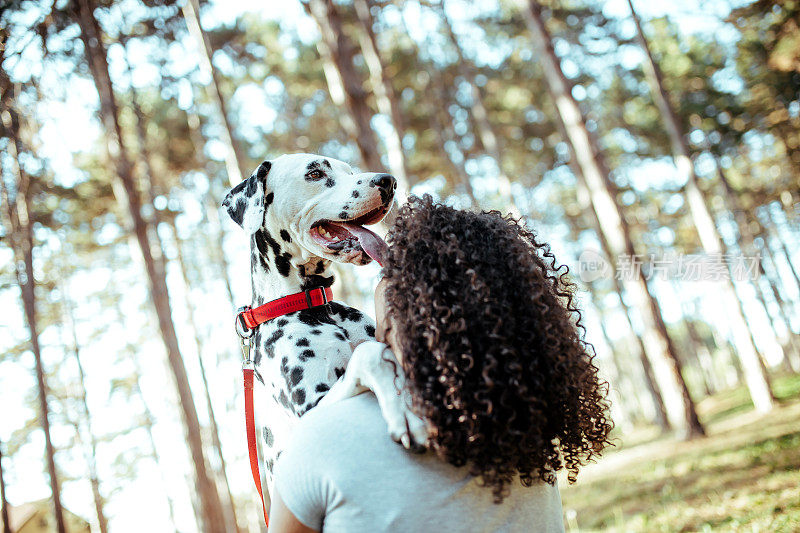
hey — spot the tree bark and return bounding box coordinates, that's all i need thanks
[71,1,227,530]
[761,206,800,297]
[517,0,704,437]
[168,220,243,532]
[626,0,774,411]
[1,441,12,533]
[352,0,411,195]
[181,0,246,186]
[0,82,67,533]
[303,0,385,174]
[559,98,671,431]
[60,284,109,533]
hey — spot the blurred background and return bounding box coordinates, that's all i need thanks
[1,0,799,531]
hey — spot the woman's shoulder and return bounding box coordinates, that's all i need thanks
[284,393,389,460]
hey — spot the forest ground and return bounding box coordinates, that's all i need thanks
[560,373,800,532]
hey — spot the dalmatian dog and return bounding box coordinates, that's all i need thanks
[222,153,428,490]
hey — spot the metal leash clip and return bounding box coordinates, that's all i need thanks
[236,305,255,370]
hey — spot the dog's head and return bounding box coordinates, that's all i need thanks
[222,153,396,266]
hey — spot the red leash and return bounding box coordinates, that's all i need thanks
[236,286,333,529]
[243,361,269,527]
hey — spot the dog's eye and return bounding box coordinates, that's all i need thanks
[307,169,324,180]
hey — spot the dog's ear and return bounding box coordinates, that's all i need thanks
[222,161,271,233]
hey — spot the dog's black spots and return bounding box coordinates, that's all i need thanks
[278,389,290,408]
[277,318,288,328]
[325,177,335,188]
[306,161,322,172]
[310,329,321,335]
[315,383,330,393]
[300,275,334,291]
[255,369,265,384]
[245,175,259,197]
[259,229,291,277]
[252,330,263,365]
[228,179,247,196]
[261,229,283,257]
[322,160,332,169]
[310,396,324,410]
[365,324,376,337]
[264,329,284,348]
[265,192,274,207]
[298,265,306,277]
[334,332,346,341]
[274,253,291,277]
[338,210,348,220]
[254,229,270,256]
[257,160,272,178]
[292,388,306,405]
[290,367,304,386]
[299,349,316,361]
[226,198,246,226]
[280,229,291,243]
[259,254,270,272]
[263,426,274,447]
[315,261,326,274]
[296,307,336,327]
[296,338,310,347]
[351,190,360,198]
[329,302,364,322]
[266,458,274,474]
[334,367,346,379]
[280,356,290,378]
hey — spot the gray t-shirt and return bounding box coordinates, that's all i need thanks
[274,393,565,532]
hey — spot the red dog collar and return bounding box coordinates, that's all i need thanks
[236,286,332,333]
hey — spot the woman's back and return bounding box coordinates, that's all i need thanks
[275,393,565,533]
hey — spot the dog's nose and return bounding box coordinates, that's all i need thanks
[370,174,396,194]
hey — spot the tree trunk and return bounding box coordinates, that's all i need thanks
[125,50,241,532]
[517,0,704,437]
[626,0,774,412]
[303,0,384,174]
[72,1,227,530]
[352,0,411,195]
[0,82,67,533]
[60,285,109,533]
[181,0,246,186]
[168,220,243,532]
[709,156,796,365]
[1,441,12,533]
[761,206,800,297]
[561,100,670,431]
[438,0,521,216]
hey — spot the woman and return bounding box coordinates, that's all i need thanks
[269,196,612,532]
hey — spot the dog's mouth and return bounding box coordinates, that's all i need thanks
[310,205,389,265]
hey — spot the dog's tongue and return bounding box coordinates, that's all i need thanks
[341,223,388,266]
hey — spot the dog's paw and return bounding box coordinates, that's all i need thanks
[351,341,430,452]
[387,405,429,453]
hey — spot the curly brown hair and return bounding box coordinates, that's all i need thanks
[381,195,612,502]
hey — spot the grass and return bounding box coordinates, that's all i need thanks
[560,373,800,532]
